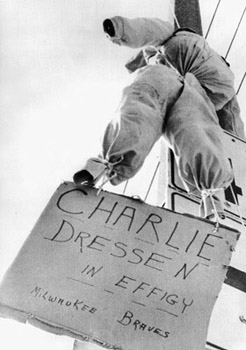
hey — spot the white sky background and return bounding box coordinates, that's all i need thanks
[0,0,245,349]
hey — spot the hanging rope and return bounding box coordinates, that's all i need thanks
[169,3,180,29]
[93,156,124,195]
[144,161,160,202]
[122,180,129,195]
[144,46,182,77]
[205,0,222,39]
[201,188,225,226]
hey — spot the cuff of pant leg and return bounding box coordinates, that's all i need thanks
[73,158,106,186]
[200,191,226,219]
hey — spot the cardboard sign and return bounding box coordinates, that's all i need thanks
[0,182,240,350]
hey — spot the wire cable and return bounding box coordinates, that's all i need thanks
[236,71,246,95]
[225,4,246,59]
[205,0,222,39]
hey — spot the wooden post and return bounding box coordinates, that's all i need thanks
[174,0,203,35]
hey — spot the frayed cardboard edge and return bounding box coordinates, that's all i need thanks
[0,302,122,350]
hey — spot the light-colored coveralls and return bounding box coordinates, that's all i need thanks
[107,16,245,139]
[74,17,244,218]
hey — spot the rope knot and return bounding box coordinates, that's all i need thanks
[93,156,124,195]
[201,188,225,225]
[201,188,224,200]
